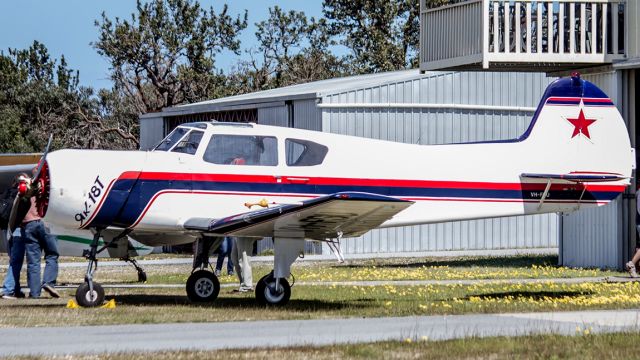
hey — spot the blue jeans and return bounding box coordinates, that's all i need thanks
[23,220,58,298]
[215,237,234,273]
[2,229,23,295]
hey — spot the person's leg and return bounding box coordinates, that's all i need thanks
[215,236,228,273]
[2,236,14,295]
[226,237,234,275]
[9,234,25,296]
[37,221,58,287]
[632,248,640,265]
[231,238,243,286]
[236,237,254,289]
[23,224,42,297]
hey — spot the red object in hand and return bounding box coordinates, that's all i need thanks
[18,181,28,196]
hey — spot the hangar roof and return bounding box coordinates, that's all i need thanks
[141,69,431,118]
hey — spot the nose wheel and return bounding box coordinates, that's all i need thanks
[75,282,105,307]
[186,270,220,302]
[256,272,291,306]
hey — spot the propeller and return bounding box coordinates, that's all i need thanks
[7,134,53,237]
[33,134,53,184]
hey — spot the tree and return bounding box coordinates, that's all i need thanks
[323,0,421,72]
[0,41,140,151]
[94,0,248,114]
[229,6,347,94]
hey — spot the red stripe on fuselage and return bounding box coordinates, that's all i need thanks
[116,171,625,193]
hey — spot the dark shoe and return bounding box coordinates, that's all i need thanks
[214,269,221,277]
[15,291,25,298]
[228,271,234,276]
[42,284,60,298]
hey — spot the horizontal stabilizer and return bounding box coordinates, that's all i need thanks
[183,192,413,240]
[521,172,627,183]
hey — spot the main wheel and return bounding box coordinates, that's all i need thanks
[75,282,105,307]
[186,270,220,302]
[137,270,147,283]
[256,273,291,306]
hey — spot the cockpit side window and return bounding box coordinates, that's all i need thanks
[171,130,204,155]
[154,127,189,151]
[285,138,328,166]
[203,135,278,166]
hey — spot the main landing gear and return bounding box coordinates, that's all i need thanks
[255,237,304,306]
[256,272,291,306]
[186,237,221,303]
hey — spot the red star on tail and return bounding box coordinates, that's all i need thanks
[566,109,596,139]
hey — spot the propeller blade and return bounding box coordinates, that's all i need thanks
[32,134,53,182]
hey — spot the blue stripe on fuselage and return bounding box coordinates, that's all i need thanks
[85,179,621,229]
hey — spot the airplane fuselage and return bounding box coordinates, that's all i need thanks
[38,78,633,247]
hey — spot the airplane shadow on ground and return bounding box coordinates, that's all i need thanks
[107,293,374,311]
[336,255,558,269]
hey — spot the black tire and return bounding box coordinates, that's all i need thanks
[137,271,147,283]
[256,273,291,306]
[75,282,105,307]
[186,270,220,302]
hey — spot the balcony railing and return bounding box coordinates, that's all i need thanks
[420,0,626,71]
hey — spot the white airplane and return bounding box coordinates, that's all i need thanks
[12,74,634,307]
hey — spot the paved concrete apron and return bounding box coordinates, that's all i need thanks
[1,309,639,356]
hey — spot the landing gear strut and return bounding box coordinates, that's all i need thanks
[76,229,105,307]
[185,237,221,303]
[122,257,147,283]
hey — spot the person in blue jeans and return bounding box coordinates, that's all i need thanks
[23,197,59,298]
[214,236,234,277]
[1,228,25,299]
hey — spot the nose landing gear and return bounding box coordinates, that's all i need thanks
[75,229,106,307]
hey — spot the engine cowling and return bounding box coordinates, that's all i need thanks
[43,149,148,229]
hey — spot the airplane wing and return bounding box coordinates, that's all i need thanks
[521,172,628,183]
[183,192,414,240]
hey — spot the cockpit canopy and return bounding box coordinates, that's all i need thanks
[153,122,329,167]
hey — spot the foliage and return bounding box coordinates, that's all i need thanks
[0,41,138,151]
[94,0,248,113]
[228,6,347,94]
[322,0,420,72]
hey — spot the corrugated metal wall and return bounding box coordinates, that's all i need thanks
[293,99,322,131]
[561,70,626,269]
[139,117,164,150]
[320,71,560,254]
[257,106,289,127]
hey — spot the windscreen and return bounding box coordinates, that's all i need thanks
[154,127,189,151]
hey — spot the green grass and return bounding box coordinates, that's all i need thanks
[8,333,640,359]
[23,254,625,287]
[1,280,639,328]
[0,254,635,328]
